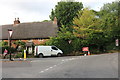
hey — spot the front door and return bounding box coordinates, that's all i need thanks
[28,47,32,54]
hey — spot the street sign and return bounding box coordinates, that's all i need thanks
[82,47,89,51]
[8,29,13,37]
[116,39,119,46]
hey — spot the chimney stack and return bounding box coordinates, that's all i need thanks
[14,17,20,25]
[53,17,57,24]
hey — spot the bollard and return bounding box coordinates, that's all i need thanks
[24,50,26,60]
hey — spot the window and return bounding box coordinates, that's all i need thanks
[51,46,58,50]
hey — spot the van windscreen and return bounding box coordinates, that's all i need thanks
[51,46,58,50]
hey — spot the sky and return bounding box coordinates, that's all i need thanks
[0,0,116,25]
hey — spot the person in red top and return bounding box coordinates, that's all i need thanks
[3,49,8,59]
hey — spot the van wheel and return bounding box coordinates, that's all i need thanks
[39,54,43,58]
[57,53,62,57]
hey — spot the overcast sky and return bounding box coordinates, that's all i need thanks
[0,0,116,25]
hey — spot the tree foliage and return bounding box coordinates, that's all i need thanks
[73,8,102,38]
[72,8,107,52]
[99,0,120,48]
[49,0,83,27]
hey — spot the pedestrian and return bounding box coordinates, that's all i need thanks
[3,49,8,59]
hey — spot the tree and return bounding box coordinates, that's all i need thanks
[49,0,83,27]
[97,0,120,50]
[73,8,102,38]
[72,8,107,52]
[99,1,120,45]
[100,1,119,16]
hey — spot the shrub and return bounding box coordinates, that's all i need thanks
[2,46,17,54]
[14,52,23,58]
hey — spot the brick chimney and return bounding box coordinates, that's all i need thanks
[53,17,57,24]
[14,18,20,25]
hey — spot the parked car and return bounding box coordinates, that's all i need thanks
[34,46,63,58]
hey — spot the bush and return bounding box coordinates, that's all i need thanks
[14,52,23,58]
[2,46,17,54]
[0,41,8,47]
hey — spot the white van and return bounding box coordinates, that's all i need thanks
[34,46,63,58]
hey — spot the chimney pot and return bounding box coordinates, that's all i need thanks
[15,18,16,21]
[14,17,20,25]
[17,18,19,20]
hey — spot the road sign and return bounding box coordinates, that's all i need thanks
[116,39,119,46]
[82,47,89,51]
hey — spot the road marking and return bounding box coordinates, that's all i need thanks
[61,57,79,62]
[53,65,57,67]
[39,71,44,73]
[45,68,49,71]
[39,65,58,74]
[49,67,53,69]
[39,57,83,74]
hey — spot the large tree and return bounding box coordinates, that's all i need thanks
[73,8,101,38]
[99,1,120,44]
[49,0,83,27]
[72,8,107,51]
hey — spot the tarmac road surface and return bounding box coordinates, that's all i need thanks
[2,53,118,78]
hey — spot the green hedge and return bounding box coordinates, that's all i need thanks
[1,46,17,54]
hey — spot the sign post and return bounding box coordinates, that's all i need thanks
[8,29,13,61]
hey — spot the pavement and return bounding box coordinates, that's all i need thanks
[1,58,31,62]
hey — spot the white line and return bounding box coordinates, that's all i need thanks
[53,65,57,67]
[39,57,82,74]
[49,67,53,69]
[39,71,44,73]
[45,68,49,71]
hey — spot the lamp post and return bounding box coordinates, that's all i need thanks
[8,29,13,61]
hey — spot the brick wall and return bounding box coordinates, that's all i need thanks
[3,39,49,48]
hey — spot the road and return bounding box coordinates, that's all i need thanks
[2,53,118,78]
